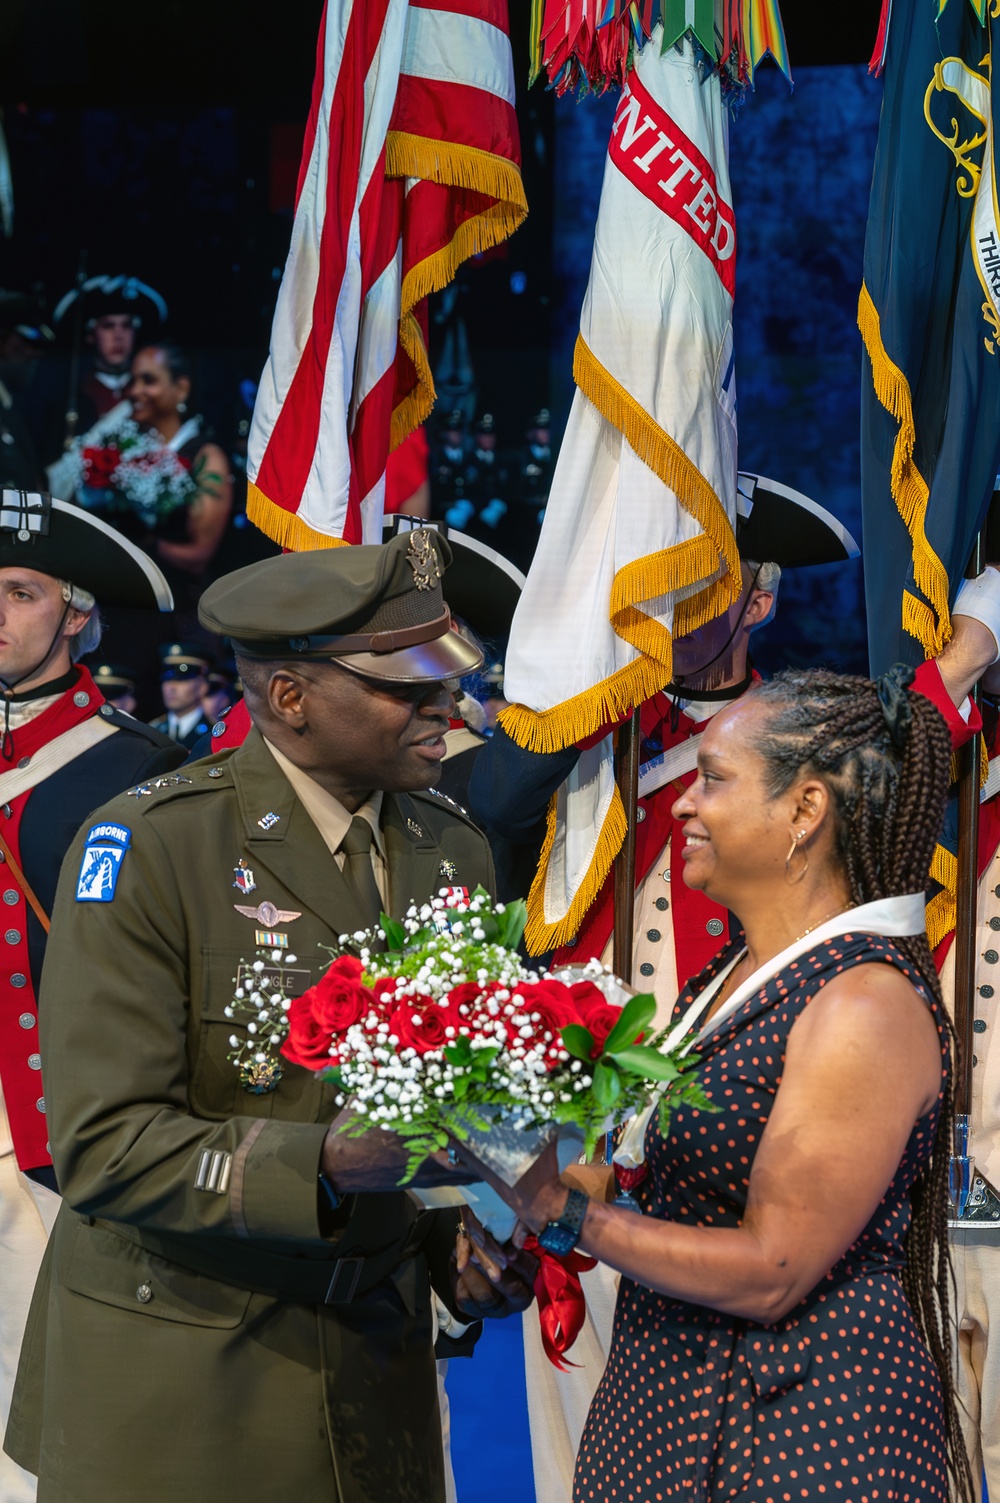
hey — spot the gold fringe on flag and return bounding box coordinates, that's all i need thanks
[386,133,528,451]
[857,281,952,657]
[927,841,958,951]
[523,783,629,956]
[246,483,351,551]
[500,334,740,757]
[502,335,740,951]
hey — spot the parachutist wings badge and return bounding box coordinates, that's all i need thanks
[233,900,303,925]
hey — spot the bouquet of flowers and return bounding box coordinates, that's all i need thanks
[226,887,712,1188]
[63,409,199,527]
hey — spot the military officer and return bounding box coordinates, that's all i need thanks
[5,528,535,1503]
[0,490,179,1503]
[151,641,213,748]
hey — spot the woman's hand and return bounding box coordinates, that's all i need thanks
[320,1115,477,1193]
[450,1207,539,1320]
[448,1136,571,1234]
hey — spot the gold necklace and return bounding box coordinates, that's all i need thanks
[714,905,850,1012]
[791,905,849,945]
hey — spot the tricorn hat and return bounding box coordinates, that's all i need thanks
[199,528,484,682]
[383,516,525,640]
[52,274,168,330]
[735,473,860,570]
[0,492,173,610]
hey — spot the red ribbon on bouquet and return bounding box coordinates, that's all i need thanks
[523,1235,597,1371]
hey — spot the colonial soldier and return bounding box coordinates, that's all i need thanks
[5,528,534,1503]
[150,641,213,748]
[0,491,179,1503]
[50,274,168,437]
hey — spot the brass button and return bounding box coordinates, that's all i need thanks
[5,929,19,944]
[18,1012,34,1029]
[639,962,654,977]
[662,869,670,882]
[27,1052,41,1070]
[655,897,669,911]
[706,918,725,937]
[10,973,26,988]
[35,1097,45,1113]
[646,928,661,943]
[136,1284,153,1304]
[3,890,18,905]
[73,691,90,708]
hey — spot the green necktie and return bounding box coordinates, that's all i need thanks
[339,815,384,931]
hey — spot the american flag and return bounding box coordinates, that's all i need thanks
[247,0,526,550]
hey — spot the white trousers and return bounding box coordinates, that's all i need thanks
[0,1093,59,1503]
[952,1227,1000,1498]
[523,1262,618,1503]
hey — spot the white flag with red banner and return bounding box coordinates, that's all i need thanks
[247,0,526,551]
[502,34,740,954]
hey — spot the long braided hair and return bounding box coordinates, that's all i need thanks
[749,666,972,1502]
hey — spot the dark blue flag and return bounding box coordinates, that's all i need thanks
[861,0,1000,677]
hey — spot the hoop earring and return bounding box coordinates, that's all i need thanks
[785,829,809,884]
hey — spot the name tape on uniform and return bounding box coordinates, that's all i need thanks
[76,823,132,903]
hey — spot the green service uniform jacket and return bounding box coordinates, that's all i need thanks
[5,729,495,1503]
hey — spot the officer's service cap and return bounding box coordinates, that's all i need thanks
[159,642,212,679]
[94,663,138,694]
[199,528,484,683]
[0,492,173,610]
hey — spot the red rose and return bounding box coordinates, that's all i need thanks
[515,979,583,1067]
[82,444,121,489]
[281,993,339,1070]
[370,975,403,1013]
[309,954,376,1036]
[389,996,462,1055]
[566,980,643,1058]
[446,980,500,1022]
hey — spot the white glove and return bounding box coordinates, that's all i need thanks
[954,567,1000,665]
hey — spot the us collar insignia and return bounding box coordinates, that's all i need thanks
[152,774,192,789]
[439,858,459,881]
[127,785,153,798]
[233,900,302,926]
[257,812,281,831]
[406,817,424,837]
[232,859,256,895]
[406,529,443,591]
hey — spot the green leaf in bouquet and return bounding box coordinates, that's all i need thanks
[444,1038,473,1068]
[610,1043,681,1082]
[560,1023,597,1062]
[380,913,407,952]
[498,898,528,952]
[592,1059,622,1109]
[468,1045,500,1082]
[602,993,657,1055]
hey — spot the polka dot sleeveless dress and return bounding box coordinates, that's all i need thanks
[572,934,950,1503]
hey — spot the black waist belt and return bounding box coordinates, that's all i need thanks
[93,1216,424,1306]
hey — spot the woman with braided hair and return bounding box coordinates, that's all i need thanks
[462,664,971,1501]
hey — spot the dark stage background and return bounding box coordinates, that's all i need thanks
[1,1,881,680]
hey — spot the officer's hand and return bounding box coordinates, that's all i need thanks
[321,1118,477,1193]
[451,1208,538,1320]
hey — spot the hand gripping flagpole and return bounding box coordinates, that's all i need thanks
[612,709,642,986]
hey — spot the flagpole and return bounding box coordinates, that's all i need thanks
[951,529,985,1220]
[613,708,641,985]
